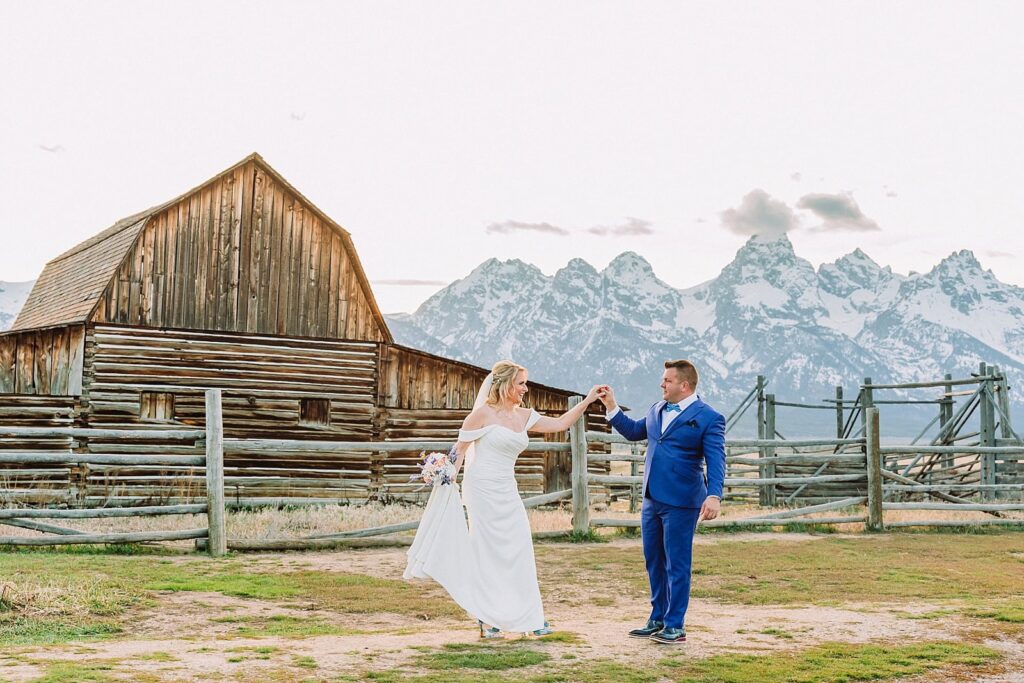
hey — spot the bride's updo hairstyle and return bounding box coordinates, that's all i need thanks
[486,360,527,406]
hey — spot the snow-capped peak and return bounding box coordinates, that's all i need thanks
[603,251,655,280]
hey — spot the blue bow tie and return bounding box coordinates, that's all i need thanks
[664,402,681,413]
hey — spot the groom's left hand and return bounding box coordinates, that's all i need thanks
[698,496,721,522]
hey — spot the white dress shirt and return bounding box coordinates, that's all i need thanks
[606,393,719,500]
[605,393,699,434]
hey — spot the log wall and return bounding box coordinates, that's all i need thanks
[0,395,77,505]
[0,324,602,506]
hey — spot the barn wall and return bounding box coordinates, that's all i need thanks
[0,326,85,396]
[82,324,378,436]
[92,161,385,342]
[0,394,78,505]
[0,325,604,505]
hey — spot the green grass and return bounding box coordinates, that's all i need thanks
[135,651,176,662]
[537,630,582,644]
[661,641,999,682]
[0,618,122,646]
[145,569,463,618]
[415,642,551,671]
[530,660,661,683]
[966,600,1024,623]
[366,641,999,683]
[293,654,318,669]
[567,529,606,543]
[210,613,370,638]
[0,549,463,647]
[537,532,1024,607]
[758,627,795,639]
[2,531,1023,681]
[25,660,119,683]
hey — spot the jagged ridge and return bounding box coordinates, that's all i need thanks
[388,236,1024,435]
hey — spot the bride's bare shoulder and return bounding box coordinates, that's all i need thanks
[461,407,491,430]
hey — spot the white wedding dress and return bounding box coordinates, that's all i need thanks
[403,408,546,632]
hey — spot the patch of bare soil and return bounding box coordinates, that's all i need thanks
[0,595,971,683]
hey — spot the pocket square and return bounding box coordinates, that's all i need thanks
[683,419,699,428]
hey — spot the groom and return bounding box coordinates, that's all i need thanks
[597,360,725,644]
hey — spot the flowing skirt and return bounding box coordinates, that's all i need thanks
[404,477,545,632]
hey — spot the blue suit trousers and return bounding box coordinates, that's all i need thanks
[641,496,700,630]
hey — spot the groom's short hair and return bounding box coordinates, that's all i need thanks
[664,359,698,388]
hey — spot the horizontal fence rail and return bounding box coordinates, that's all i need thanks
[3,380,1022,553]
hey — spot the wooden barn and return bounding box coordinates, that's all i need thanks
[0,153,605,506]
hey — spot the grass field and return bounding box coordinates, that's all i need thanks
[2,522,1023,682]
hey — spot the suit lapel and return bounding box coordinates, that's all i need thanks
[649,401,666,436]
[660,399,705,441]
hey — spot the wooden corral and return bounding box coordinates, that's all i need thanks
[0,154,606,507]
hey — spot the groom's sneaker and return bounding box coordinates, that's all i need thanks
[650,627,686,644]
[628,619,664,639]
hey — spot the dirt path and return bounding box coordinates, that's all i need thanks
[2,539,1021,682]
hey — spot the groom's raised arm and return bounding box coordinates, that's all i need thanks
[598,386,648,442]
[609,409,648,442]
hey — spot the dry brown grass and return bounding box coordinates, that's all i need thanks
[1,499,1020,546]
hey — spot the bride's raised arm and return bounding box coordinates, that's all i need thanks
[528,386,603,434]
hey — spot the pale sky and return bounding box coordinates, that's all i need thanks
[2,1,1022,314]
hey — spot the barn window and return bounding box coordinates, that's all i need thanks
[300,398,332,427]
[140,392,175,422]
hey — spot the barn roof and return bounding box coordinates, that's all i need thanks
[12,154,393,342]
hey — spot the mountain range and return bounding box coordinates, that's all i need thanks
[386,235,1024,435]
[4,239,1022,436]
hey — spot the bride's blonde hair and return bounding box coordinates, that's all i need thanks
[486,360,527,406]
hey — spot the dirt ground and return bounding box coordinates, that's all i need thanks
[3,536,1023,682]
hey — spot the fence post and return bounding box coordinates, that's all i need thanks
[979,363,996,501]
[993,365,1014,440]
[757,376,767,505]
[861,376,874,424]
[864,406,884,532]
[765,394,777,506]
[205,389,227,557]
[835,386,844,440]
[939,374,954,466]
[568,397,590,535]
[629,442,640,514]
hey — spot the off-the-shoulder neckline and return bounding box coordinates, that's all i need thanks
[464,408,538,434]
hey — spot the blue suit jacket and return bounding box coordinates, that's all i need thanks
[609,398,726,508]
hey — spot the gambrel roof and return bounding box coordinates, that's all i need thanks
[13,154,393,343]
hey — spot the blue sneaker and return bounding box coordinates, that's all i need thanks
[628,619,664,639]
[650,627,686,644]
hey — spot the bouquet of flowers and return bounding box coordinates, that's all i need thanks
[410,446,458,487]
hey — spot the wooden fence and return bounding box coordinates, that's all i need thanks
[2,393,1023,554]
[0,391,221,553]
[739,364,1022,504]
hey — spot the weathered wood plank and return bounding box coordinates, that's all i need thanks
[306,215,322,336]
[0,504,207,519]
[0,528,208,546]
[15,333,34,394]
[0,335,16,392]
[294,203,309,335]
[245,165,263,333]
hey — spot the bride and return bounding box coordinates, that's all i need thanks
[404,360,601,638]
